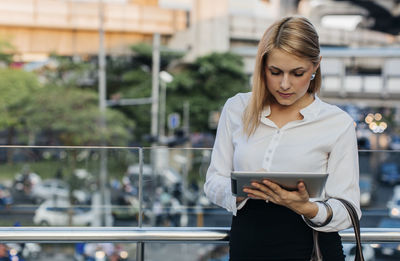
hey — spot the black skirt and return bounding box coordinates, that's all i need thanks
[229,199,345,261]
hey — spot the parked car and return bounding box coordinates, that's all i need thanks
[31,179,89,204]
[33,199,95,226]
[387,185,400,218]
[31,179,69,203]
[359,175,375,207]
[127,164,181,187]
[0,184,12,207]
[343,243,375,261]
[380,162,400,185]
[13,170,42,195]
[390,135,400,150]
[372,218,400,258]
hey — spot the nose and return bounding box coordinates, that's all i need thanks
[280,74,291,91]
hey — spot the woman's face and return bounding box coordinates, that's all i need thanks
[265,48,320,108]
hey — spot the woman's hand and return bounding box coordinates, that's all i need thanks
[243,180,318,219]
[236,196,246,204]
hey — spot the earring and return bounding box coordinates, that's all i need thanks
[310,73,316,80]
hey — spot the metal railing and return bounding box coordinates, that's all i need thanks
[1,227,400,260]
[2,226,400,243]
[0,227,228,243]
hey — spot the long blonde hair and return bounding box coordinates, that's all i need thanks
[243,16,322,136]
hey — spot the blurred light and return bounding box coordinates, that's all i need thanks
[369,122,377,130]
[380,122,388,130]
[397,245,400,251]
[9,249,17,256]
[374,113,382,121]
[360,193,371,205]
[370,243,380,248]
[95,251,106,259]
[365,115,373,124]
[391,207,400,216]
[120,251,129,259]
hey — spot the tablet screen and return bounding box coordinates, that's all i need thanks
[231,171,328,198]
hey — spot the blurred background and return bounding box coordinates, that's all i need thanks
[0,0,400,260]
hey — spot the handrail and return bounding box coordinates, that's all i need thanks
[0,227,400,243]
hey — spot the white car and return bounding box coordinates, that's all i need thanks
[33,199,95,226]
[387,185,400,218]
[31,179,69,203]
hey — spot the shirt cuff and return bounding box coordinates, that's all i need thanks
[236,197,249,210]
[308,201,328,225]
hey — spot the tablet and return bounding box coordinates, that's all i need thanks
[231,171,328,198]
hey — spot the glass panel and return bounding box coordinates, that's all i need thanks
[142,147,232,228]
[0,243,137,260]
[145,243,229,261]
[0,146,141,227]
[1,146,400,230]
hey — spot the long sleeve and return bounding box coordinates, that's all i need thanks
[308,120,361,232]
[204,99,238,215]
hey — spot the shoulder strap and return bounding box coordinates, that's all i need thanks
[332,198,364,261]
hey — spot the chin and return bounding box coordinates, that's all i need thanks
[275,99,294,106]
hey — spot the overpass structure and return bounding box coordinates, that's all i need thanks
[0,0,399,106]
[0,0,187,61]
[233,46,400,108]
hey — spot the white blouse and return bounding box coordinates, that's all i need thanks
[204,92,361,232]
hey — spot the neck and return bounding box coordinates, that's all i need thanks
[271,93,315,114]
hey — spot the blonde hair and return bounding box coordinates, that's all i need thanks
[243,16,322,136]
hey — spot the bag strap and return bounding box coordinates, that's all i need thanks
[310,229,323,261]
[332,198,365,261]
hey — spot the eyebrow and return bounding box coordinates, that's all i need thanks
[269,66,306,72]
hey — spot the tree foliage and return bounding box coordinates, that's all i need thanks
[105,43,184,143]
[0,40,14,66]
[167,52,249,132]
[0,68,40,130]
[23,86,134,146]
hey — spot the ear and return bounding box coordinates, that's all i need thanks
[313,56,322,71]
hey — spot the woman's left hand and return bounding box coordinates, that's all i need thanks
[243,180,318,218]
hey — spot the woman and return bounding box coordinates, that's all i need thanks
[204,16,361,261]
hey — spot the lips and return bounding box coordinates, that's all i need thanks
[278,92,294,98]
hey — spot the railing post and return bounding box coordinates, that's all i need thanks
[137,147,145,261]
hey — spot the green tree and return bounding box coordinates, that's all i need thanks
[0,40,14,66]
[23,86,134,146]
[38,54,96,89]
[167,52,249,132]
[0,68,41,144]
[105,43,184,143]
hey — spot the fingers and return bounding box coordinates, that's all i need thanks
[297,182,309,198]
[243,187,269,200]
[236,197,245,203]
[242,181,310,205]
[242,181,278,202]
[262,179,282,193]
